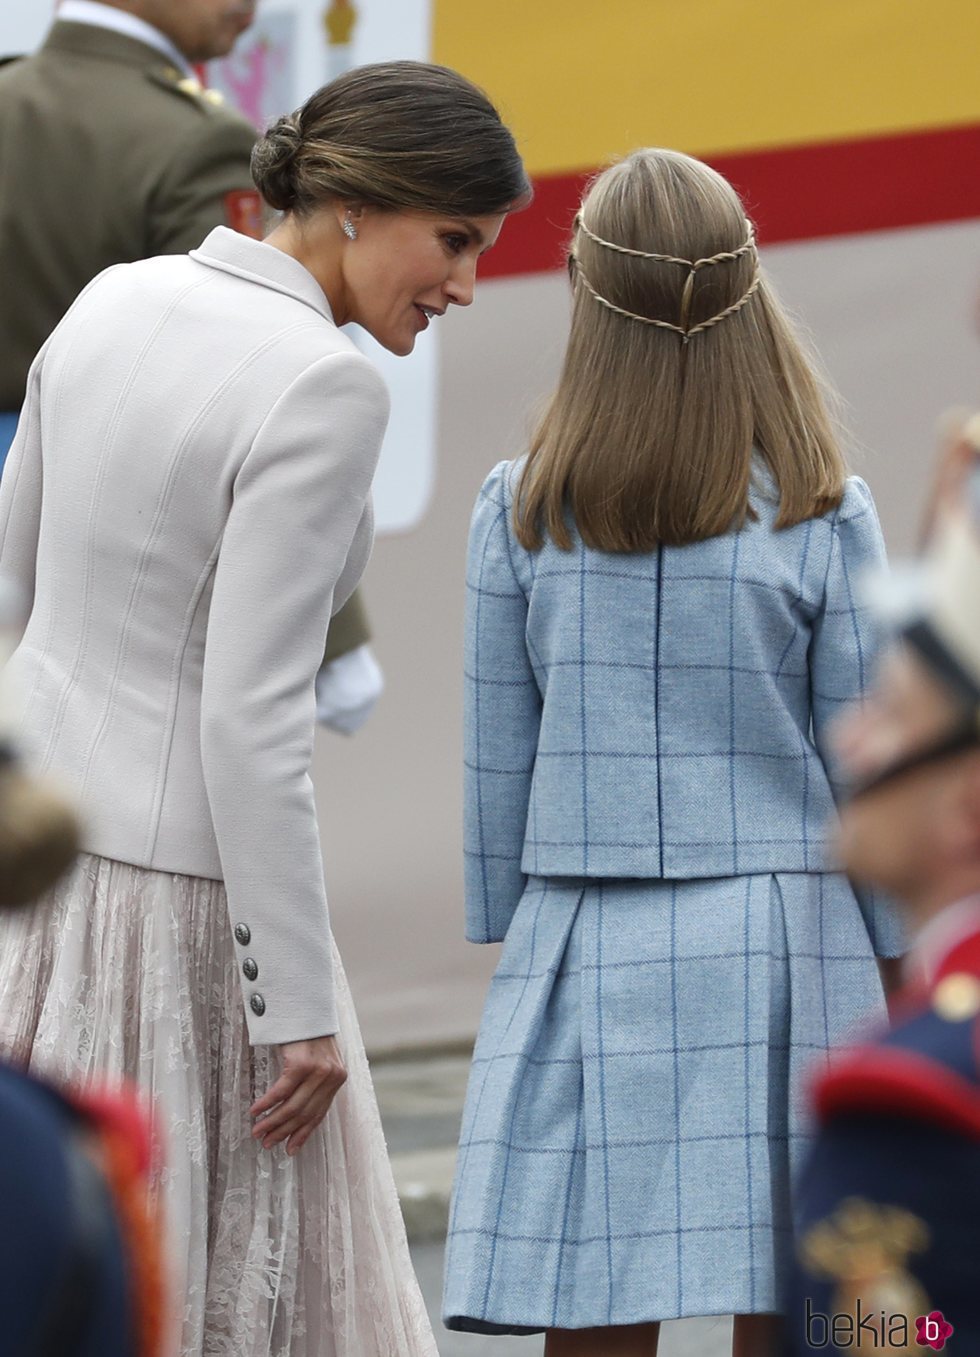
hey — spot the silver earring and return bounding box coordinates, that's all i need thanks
[342,214,357,240]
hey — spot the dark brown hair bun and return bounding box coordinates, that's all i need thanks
[251,113,303,213]
[250,60,529,219]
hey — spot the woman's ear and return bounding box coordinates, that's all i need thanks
[331,201,364,235]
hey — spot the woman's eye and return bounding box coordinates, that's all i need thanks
[443,234,468,254]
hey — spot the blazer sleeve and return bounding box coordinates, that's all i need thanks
[200,351,389,1044]
[463,464,542,943]
[810,475,905,958]
[0,340,47,613]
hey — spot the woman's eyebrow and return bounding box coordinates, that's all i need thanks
[452,218,495,252]
[459,219,485,247]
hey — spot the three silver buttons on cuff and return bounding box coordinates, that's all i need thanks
[235,924,263,1015]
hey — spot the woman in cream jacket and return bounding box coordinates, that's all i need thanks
[0,61,527,1357]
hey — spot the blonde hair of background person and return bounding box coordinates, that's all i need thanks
[0,745,78,908]
[515,148,845,554]
[0,589,77,907]
[444,148,904,1357]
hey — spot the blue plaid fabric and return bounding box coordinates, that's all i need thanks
[443,872,888,1330]
[448,461,905,1331]
[463,461,902,956]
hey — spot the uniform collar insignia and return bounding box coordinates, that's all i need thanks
[174,74,225,106]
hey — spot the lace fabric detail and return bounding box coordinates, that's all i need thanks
[0,854,439,1357]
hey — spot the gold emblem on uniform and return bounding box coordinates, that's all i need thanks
[933,971,980,1021]
[175,76,226,107]
[800,1197,931,1354]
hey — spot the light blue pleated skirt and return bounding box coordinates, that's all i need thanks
[443,872,889,1333]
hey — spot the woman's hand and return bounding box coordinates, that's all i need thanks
[249,1035,347,1156]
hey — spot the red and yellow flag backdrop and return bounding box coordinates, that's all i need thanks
[433,0,980,276]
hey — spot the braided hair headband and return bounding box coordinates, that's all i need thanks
[571,212,761,342]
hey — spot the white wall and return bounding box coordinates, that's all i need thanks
[763,220,980,553]
[1,0,52,53]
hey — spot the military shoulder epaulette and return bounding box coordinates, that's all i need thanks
[146,64,227,111]
[814,983,980,1140]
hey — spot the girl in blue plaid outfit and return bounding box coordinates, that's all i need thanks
[443,149,904,1356]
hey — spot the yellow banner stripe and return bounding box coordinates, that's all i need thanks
[434,0,980,177]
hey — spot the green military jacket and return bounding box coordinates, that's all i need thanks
[0,20,371,663]
[0,20,258,409]
[323,589,372,663]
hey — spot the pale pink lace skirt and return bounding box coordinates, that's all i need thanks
[0,853,439,1357]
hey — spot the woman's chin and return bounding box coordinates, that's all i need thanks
[369,330,415,358]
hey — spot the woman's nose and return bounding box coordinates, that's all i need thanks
[446,258,477,308]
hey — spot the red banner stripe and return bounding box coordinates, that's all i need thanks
[483,122,980,280]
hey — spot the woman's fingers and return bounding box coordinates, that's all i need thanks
[283,1125,315,1156]
[249,1050,344,1119]
[249,1066,305,1119]
[256,1077,343,1148]
[261,1112,308,1149]
[253,1075,319,1140]
[250,1034,348,1150]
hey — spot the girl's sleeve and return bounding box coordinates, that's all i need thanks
[810,475,906,958]
[463,464,542,943]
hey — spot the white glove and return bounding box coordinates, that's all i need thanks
[315,643,384,735]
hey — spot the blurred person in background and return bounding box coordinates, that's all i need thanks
[786,418,980,1355]
[444,148,903,1357]
[0,584,164,1357]
[0,0,379,733]
[0,60,528,1357]
[0,0,260,459]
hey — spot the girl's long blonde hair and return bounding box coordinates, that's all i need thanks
[514,148,847,552]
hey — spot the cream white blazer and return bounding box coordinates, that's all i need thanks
[0,227,389,1044]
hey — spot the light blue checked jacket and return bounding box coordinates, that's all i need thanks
[464,459,892,945]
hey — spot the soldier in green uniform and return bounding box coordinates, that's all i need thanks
[0,0,376,721]
[0,0,261,418]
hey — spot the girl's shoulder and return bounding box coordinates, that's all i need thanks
[476,457,523,507]
[835,474,878,526]
[749,462,878,532]
[472,458,530,551]
[475,458,881,567]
